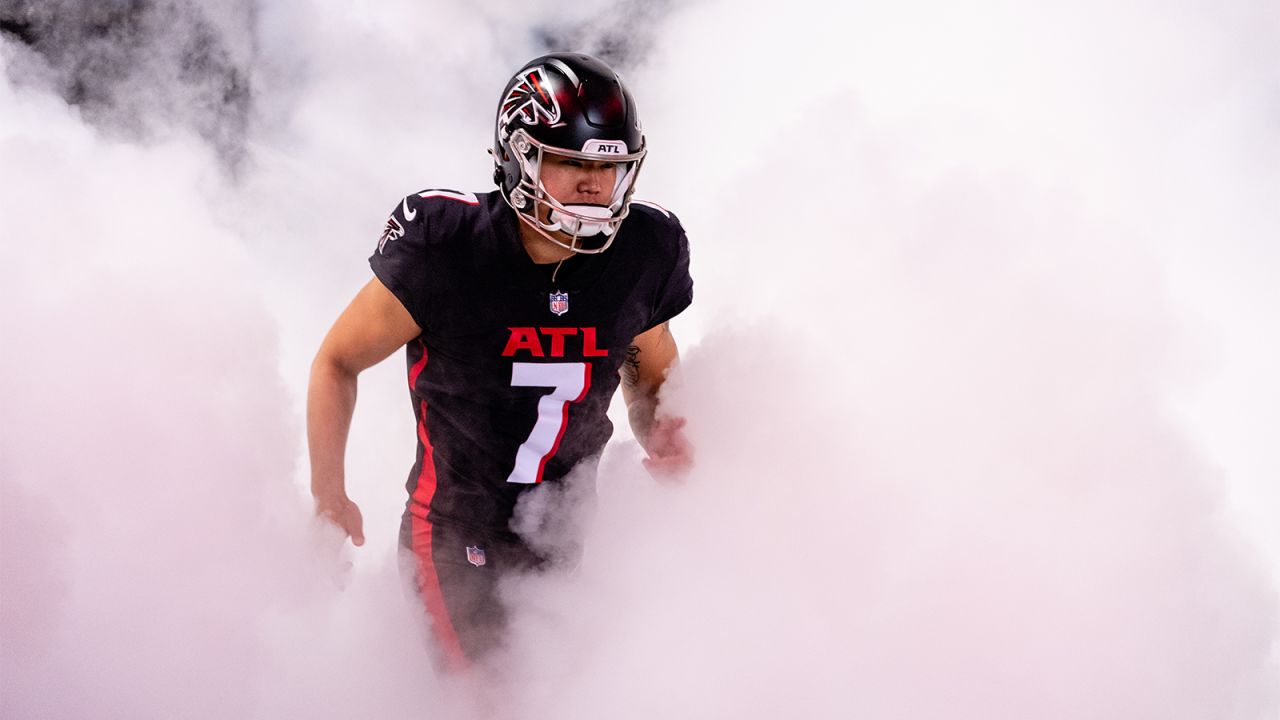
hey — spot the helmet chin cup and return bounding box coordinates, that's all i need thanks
[515,196,621,254]
[551,204,612,237]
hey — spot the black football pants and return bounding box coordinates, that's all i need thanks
[399,510,545,671]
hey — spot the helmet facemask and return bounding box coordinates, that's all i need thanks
[505,129,646,254]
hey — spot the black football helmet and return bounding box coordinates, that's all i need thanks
[493,53,646,253]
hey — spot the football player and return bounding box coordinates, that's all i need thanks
[307,52,693,671]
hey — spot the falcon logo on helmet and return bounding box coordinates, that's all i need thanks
[499,67,561,133]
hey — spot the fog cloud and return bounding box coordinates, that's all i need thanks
[2,1,1277,718]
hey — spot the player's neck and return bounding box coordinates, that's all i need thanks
[517,217,578,265]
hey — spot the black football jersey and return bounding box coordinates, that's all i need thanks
[369,189,693,538]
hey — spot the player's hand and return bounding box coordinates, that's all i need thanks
[314,493,365,547]
[642,416,693,483]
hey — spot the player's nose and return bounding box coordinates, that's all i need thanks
[576,170,602,195]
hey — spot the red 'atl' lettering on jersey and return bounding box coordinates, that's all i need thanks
[503,327,544,357]
[541,327,576,357]
[580,327,608,357]
[501,327,611,358]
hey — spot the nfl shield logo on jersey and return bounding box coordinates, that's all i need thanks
[466,546,486,567]
[549,291,569,316]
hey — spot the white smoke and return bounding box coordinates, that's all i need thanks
[2,0,1277,718]
[0,20,456,719]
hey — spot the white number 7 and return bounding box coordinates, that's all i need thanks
[506,362,591,484]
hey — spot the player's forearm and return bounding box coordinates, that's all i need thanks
[623,384,660,448]
[621,324,680,450]
[307,355,359,500]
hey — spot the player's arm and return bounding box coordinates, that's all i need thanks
[621,321,692,478]
[307,277,422,546]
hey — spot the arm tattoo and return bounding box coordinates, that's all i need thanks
[621,344,641,387]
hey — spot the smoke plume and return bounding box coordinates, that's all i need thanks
[2,1,1277,718]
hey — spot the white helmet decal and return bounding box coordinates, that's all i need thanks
[582,139,626,155]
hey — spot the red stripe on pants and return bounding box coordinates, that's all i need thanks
[407,346,468,672]
[411,507,468,672]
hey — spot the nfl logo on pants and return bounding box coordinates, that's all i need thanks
[549,291,569,316]
[466,545,486,567]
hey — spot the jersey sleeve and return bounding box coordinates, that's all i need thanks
[646,219,694,331]
[368,195,431,330]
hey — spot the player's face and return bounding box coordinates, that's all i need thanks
[539,152,618,207]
